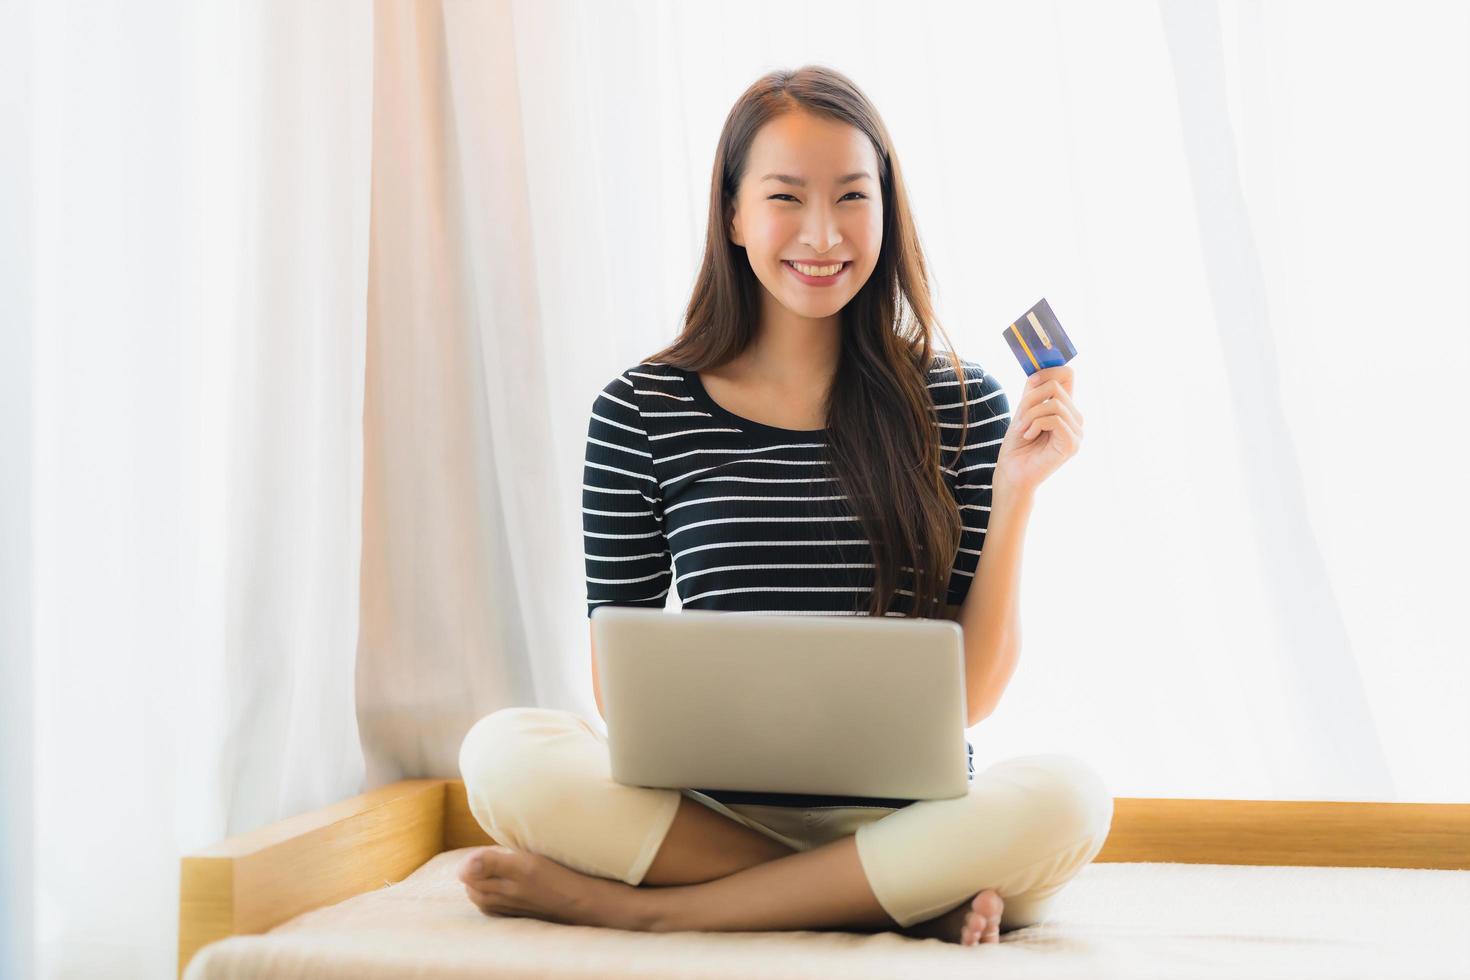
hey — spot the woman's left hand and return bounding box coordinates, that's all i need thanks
[992,364,1083,498]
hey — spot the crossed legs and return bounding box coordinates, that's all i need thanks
[458,708,1109,944]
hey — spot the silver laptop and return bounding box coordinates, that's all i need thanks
[591,605,972,802]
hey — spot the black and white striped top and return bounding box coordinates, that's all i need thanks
[582,353,1011,806]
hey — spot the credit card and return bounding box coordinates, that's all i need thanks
[1002,297,1077,376]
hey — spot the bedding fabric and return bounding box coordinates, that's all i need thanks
[184,847,1470,980]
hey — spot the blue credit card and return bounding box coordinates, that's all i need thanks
[1002,297,1077,376]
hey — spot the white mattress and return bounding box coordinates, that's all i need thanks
[184,846,1470,980]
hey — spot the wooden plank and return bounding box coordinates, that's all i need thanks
[444,779,497,850]
[1096,797,1470,869]
[178,778,447,978]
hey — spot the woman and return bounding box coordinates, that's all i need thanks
[456,65,1106,947]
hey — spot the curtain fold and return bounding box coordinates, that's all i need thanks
[356,0,586,785]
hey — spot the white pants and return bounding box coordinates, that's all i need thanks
[459,706,1114,930]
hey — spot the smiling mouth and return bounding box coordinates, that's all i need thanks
[783,260,851,280]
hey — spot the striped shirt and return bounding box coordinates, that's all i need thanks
[583,353,1012,806]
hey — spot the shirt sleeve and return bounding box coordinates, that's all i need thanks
[583,371,675,618]
[941,361,1012,607]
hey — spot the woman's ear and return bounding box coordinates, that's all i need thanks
[726,198,744,247]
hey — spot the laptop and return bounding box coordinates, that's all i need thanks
[590,605,973,804]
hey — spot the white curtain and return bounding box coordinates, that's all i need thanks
[4,1,1466,977]
[355,0,598,785]
[7,2,373,977]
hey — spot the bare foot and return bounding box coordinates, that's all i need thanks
[456,845,653,931]
[901,888,1004,946]
[457,843,1004,945]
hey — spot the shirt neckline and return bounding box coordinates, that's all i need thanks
[683,367,828,438]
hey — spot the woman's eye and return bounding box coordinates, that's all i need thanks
[768,192,867,202]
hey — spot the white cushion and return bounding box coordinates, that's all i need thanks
[184,846,1470,979]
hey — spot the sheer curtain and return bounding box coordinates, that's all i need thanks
[9,2,373,977]
[4,0,1465,977]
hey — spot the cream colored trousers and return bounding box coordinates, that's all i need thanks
[458,706,1114,930]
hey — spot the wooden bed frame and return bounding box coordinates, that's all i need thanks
[177,780,1470,977]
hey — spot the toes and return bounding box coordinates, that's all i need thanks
[963,909,986,946]
[466,879,519,917]
[458,848,490,882]
[465,884,499,914]
[978,891,1004,942]
[965,889,1004,945]
[460,845,518,885]
[458,846,536,918]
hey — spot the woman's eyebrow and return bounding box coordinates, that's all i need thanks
[760,171,873,187]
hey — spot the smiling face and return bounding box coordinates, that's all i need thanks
[727,111,884,323]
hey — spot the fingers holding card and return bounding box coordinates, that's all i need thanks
[993,298,1083,494]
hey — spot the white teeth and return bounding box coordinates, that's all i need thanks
[790,261,844,277]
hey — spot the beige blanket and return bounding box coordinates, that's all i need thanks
[185,846,1470,979]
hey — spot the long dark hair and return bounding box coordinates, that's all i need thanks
[646,65,973,620]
